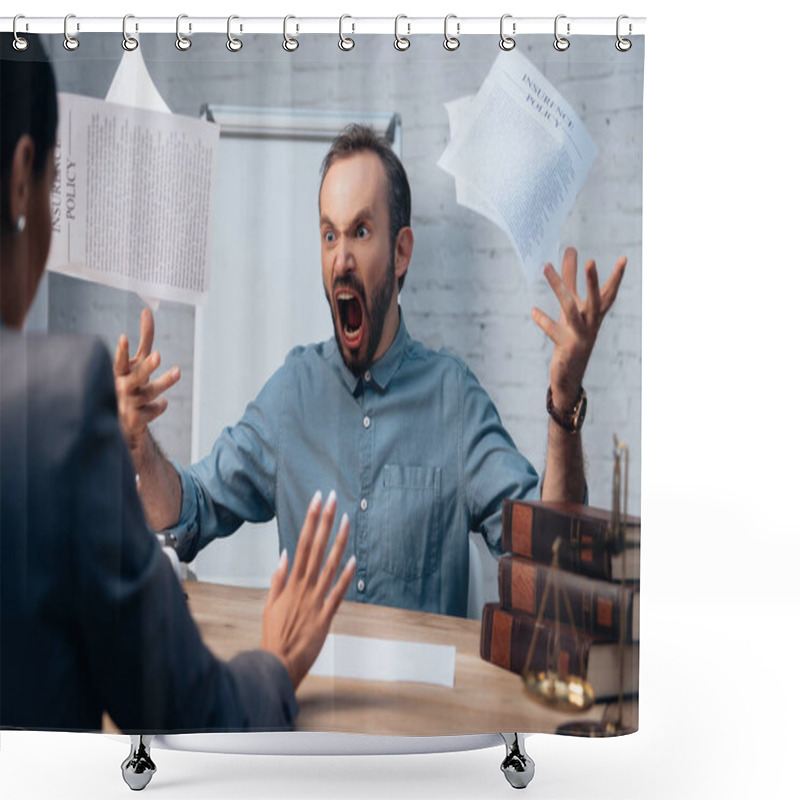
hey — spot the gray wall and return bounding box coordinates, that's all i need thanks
[45,33,643,514]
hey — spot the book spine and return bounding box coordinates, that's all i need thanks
[480,603,595,677]
[501,500,612,580]
[497,556,636,641]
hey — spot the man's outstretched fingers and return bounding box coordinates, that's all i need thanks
[114,334,130,376]
[134,307,155,362]
[544,262,583,331]
[562,247,579,295]
[136,367,181,404]
[531,307,559,344]
[585,259,601,321]
[600,256,627,316]
[131,350,162,386]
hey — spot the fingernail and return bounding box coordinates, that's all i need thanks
[339,513,349,532]
[325,489,337,509]
[279,548,288,567]
[311,490,322,510]
[346,555,356,571]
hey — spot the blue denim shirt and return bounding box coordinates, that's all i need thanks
[169,315,540,617]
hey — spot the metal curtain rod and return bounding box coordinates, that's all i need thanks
[0,15,646,37]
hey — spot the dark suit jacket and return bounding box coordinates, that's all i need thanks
[0,328,297,732]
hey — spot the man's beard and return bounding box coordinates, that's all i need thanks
[327,254,395,376]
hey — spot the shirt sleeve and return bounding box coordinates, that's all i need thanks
[459,364,541,558]
[165,369,286,563]
[72,342,297,732]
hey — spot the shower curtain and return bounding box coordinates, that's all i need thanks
[3,20,643,749]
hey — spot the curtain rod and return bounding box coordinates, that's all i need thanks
[0,16,646,37]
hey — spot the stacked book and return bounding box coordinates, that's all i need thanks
[480,500,640,703]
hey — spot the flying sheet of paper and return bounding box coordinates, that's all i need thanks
[46,50,219,305]
[104,49,171,310]
[443,97,503,227]
[105,46,171,114]
[309,634,456,688]
[438,50,597,284]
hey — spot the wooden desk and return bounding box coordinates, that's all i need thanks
[185,581,634,736]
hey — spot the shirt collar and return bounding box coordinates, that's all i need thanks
[324,310,409,395]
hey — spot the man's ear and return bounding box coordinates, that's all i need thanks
[394,226,414,284]
[8,135,35,228]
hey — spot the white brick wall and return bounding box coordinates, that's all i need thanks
[47,33,642,518]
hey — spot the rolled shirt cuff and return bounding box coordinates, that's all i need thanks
[162,459,201,562]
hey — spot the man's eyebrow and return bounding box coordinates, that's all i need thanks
[319,208,375,229]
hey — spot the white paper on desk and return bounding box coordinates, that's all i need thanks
[46,50,219,305]
[438,50,597,284]
[309,634,456,688]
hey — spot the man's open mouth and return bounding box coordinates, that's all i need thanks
[335,289,365,349]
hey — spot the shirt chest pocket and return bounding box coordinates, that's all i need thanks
[379,464,442,581]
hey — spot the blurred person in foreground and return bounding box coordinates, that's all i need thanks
[0,33,354,733]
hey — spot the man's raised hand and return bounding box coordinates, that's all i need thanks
[531,247,626,409]
[113,307,181,457]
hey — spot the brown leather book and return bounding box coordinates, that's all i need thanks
[498,556,639,642]
[480,603,639,701]
[501,500,640,581]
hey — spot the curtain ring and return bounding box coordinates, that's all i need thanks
[63,14,80,51]
[122,14,139,51]
[394,15,410,51]
[339,14,355,51]
[226,15,243,52]
[499,14,515,51]
[12,15,29,51]
[282,15,299,52]
[443,14,460,51]
[553,14,570,51]
[175,14,192,51]
[615,15,632,52]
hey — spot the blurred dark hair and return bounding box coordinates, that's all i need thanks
[1,33,58,234]
[320,124,411,291]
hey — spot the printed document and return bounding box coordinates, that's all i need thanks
[46,52,219,305]
[439,50,597,284]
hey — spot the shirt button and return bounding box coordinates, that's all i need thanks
[363,415,371,428]
[360,498,368,511]
[364,370,372,382]
[357,579,366,593]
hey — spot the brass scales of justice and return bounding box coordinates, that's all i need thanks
[521,434,635,735]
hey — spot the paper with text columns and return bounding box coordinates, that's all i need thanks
[46,50,218,305]
[438,49,597,285]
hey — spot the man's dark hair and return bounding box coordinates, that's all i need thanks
[320,124,411,291]
[0,33,58,235]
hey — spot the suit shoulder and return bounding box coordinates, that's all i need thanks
[1,332,113,420]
